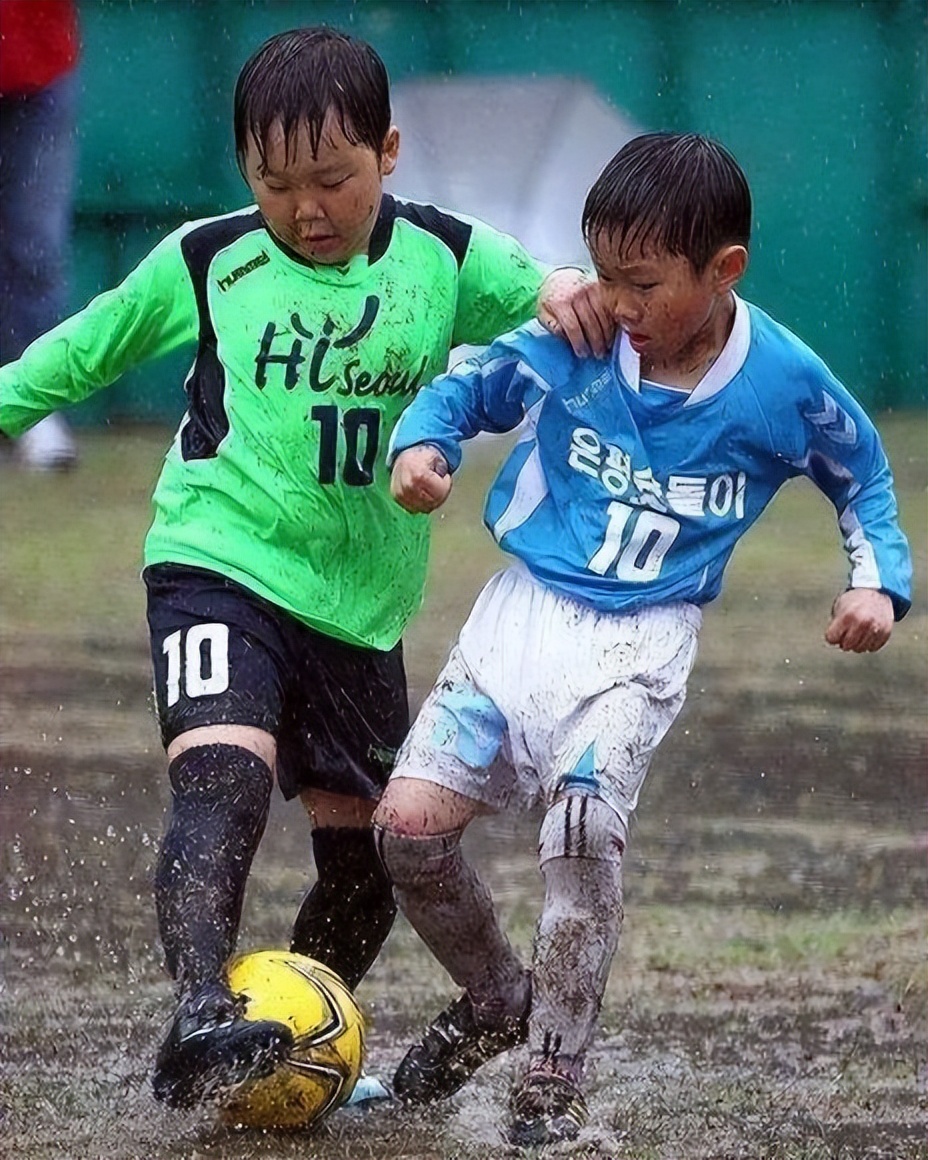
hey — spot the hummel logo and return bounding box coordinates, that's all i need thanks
[805,391,857,445]
[217,250,270,292]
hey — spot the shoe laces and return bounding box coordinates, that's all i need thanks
[512,1070,588,1122]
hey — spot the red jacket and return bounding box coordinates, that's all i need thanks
[0,0,79,96]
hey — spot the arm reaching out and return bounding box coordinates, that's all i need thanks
[825,588,895,653]
[391,445,452,514]
[0,225,197,437]
[787,372,912,626]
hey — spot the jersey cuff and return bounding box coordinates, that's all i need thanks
[880,588,911,621]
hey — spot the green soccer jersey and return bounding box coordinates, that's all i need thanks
[0,197,546,648]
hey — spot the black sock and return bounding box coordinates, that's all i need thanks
[290,826,396,990]
[154,744,272,995]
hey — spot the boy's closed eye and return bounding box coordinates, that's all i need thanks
[595,272,657,293]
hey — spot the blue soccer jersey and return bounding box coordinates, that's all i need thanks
[389,297,912,618]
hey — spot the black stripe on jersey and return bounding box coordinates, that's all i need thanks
[368,193,472,268]
[179,210,264,460]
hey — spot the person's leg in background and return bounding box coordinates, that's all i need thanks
[290,790,397,990]
[285,629,409,991]
[0,71,79,469]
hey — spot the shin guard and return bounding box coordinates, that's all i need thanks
[531,795,625,1073]
[154,744,272,993]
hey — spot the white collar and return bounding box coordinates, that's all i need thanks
[616,294,751,406]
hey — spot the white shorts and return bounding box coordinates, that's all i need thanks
[392,563,701,838]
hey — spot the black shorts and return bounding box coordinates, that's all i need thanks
[145,563,410,801]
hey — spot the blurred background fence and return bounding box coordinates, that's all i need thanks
[66,0,927,423]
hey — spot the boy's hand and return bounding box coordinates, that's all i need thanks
[391,446,453,514]
[825,589,894,652]
[538,268,615,359]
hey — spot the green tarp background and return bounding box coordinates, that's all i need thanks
[66,0,927,423]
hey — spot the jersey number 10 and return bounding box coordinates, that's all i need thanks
[311,405,381,486]
[588,501,680,581]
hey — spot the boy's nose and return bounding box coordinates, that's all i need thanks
[293,194,325,221]
[612,297,643,328]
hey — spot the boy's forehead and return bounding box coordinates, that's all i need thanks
[590,231,673,271]
[247,112,365,169]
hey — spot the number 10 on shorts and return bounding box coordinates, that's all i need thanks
[162,624,230,706]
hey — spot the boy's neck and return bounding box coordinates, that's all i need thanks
[639,293,737,391]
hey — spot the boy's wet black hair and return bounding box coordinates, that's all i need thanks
[582,132,752,272]
[234,27,391,172]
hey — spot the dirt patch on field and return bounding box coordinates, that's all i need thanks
[2,652,925,1159]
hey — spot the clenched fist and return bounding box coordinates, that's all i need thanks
[391,445,453,514]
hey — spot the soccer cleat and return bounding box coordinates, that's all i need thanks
[508,1070,589,1147]
[152,981,293,1109]
[393,990,529,1104]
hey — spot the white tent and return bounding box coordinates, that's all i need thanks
[391,76,639,266]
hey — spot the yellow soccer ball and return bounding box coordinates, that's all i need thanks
[218,950,365,1130]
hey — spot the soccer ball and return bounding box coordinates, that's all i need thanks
[217,950,365,1130]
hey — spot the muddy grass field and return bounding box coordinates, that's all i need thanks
[1,418,926,1160]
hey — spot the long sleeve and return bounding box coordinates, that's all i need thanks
[388,326,549,471]
[791,372,912,620]
[0,226,199,437]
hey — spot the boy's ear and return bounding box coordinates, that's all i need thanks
[380,126,400,177]
[711,244,748,293]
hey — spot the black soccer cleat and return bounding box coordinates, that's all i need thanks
[152,981,293,1109]
[392,990,529,1104]
[508,1070,589,1146]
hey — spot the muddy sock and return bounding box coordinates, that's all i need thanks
[154,744,272,994]
[529,853,624,1070]
[377,827,529,1024]
[289,825,396,990]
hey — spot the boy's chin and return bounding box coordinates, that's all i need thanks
[271,225,351,265]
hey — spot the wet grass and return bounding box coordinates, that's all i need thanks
[1,414,926,1158]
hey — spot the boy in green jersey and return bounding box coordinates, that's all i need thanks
[0,27,612,1108]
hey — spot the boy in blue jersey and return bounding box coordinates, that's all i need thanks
[373,133,912,1146]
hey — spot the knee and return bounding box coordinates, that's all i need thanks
[167,743,273,822]
[302,789,376,828]
[373,777,481,837]
[167,725,276,771]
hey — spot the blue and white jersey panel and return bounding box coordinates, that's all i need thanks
[390,303,912,617]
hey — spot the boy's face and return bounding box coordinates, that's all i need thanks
[243,114,399,265]
[589,232,746,372]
